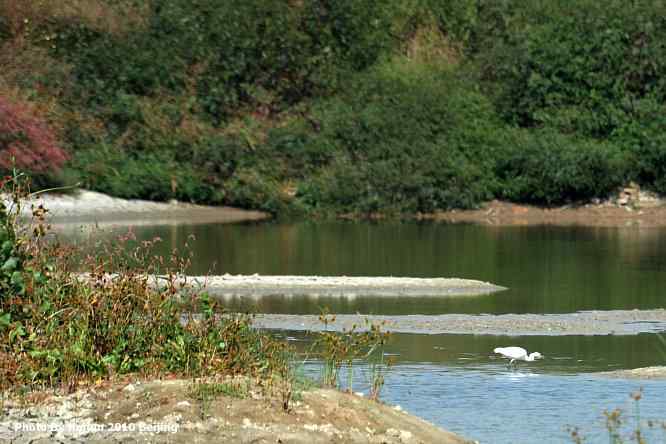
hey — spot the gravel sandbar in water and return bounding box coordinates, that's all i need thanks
[198,274,506,297]
[252,310,666,336]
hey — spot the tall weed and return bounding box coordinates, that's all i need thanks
[0,173,295,400]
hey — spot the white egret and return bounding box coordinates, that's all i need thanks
[494,346,543,367]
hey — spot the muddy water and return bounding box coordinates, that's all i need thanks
[60,220,666,443]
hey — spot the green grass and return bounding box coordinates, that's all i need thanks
[188,380,249,401]
[188,379,250,419]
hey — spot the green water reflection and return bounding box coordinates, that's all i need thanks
[61,220,666,315]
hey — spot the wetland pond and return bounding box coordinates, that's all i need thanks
[60,220,666,443]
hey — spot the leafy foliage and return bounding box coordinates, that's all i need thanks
[6,0,666,213]
[314,311,392,398]
[0,98,68,187]
[479,0,666,138]
[0,176,296,394]
[52,0,399,120]
[65,147,216,203]
[495,130,627,205]
[610,99,666,194]
[298,63,503,214]
[0,192,27,306]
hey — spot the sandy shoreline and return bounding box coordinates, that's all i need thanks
[80,273,506,298]
[252,310,666,336]
[426,198,666,227]
[16,189,269,226]
[12,188,666,228]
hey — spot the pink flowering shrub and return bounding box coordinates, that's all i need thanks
[0,97,68,175]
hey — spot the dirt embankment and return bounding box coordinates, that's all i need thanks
[426,193,666,227]
[0,378,470,444]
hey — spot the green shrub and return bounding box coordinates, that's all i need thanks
[10,0,666,215]
[403,0,547,55]
[266,122,333,176]
[612,98,666,194]
[65,147,215,203]
[0,197,27,306]
[303,0,398,70]
[0,179,296,389]
[495,130,626,205]
[195,0,400,120]
[297,62,504,214]
[194,0,325,120]
[184,132,295,213]
[0,174,51,328]
[55,27,186,103]
[417,0,479,45]
[632,138,666,194]
[222,168,288,215]
[64,130,294,212]
[49,0,402,121]
[478,0,666,137]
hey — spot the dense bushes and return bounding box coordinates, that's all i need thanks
[297,64,503,213]
[631,138,666,195]
[53,0,401,120]
[3,0,666,215]
[479,0,666,137]
[0,192,27,305]
[495,131,627,205]
[65,148,215,202]
[615,103,666,194]
[471,0,666,198]
[64,129,292,212]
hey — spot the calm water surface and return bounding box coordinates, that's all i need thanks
[64,220,666,314]
[61,220,666,443]
[283,330,666,444]
[379,365,666,444]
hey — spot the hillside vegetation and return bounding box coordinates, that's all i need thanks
[1,0,666,215]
